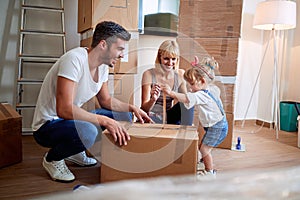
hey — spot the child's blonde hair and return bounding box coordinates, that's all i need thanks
[184,56,219,84]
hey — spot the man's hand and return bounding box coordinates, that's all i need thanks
[100,116,130,146]
[131,106,154,124]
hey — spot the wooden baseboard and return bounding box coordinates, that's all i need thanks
[234,119,256,126]
[234,119,274,128]
[255,120,274,128]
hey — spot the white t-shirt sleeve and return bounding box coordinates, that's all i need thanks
[184,92,210,109]
[57,52,83,82]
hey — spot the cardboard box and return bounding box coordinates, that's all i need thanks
[100,123,198,183]
[144,13,178,36]
[178,0,242,38]
[112,74,135,104]
[0,103,22,168]
[215,82,235,114]
[78,0,138,33]
[177,37,239,76]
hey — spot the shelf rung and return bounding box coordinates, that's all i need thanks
[22,5,64,12]
[17,79,43,84]
[16,103,36,109]
[20,29,65,37]
[19,54,60,61]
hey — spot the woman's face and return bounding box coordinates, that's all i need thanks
[160,53,177,72]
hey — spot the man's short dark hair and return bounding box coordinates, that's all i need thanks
[91,21,131,48]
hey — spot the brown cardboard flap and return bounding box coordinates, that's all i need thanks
[0,103,21,120]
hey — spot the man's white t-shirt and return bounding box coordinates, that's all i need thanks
[32,47,109,131]
[184,85,224,127]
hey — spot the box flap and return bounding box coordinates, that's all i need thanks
[0,103,22,120]
[104,122,198,140]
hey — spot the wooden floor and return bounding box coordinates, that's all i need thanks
[0,123,300,200]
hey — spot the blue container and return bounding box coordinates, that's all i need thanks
[280,101,300,132]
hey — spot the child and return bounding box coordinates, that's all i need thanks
[161,56,228,178]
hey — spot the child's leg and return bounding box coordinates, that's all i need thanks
[199,144,213,171]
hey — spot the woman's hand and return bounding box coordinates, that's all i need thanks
[150,83,161,102]
[161,84,172,96]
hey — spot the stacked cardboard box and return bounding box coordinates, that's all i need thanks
[177,0,243,149]
[78,0,139,107]
[78,0,138,33]
[100,123,198,183]
[0,103,22,168]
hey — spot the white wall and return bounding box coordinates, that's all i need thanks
[234,0,300,122]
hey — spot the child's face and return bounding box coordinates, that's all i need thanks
[187,80,205,92]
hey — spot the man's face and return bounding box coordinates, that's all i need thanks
[102,38,126,67]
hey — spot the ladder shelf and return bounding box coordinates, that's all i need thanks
[16,0,66,134]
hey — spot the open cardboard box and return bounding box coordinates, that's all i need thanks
[0,103,22,168]
[100,123,198,183]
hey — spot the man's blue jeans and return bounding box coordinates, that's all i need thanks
[33,108,132,161]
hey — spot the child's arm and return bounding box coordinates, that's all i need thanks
[161,85,189,103]
[169,91,189,103]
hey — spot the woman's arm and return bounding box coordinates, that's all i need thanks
[141,70,160,113]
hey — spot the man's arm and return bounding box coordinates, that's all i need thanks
[56,76,130,145]
[96,81,153,123]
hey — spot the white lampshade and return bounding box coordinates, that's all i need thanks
[253,0,297,30]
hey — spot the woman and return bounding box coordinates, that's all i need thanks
[141,40,194,125]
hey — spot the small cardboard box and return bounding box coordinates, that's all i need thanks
[78,0,138,33]
[0,103,22,168]
[100,123,198,183]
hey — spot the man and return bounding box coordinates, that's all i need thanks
[32,21,152,182]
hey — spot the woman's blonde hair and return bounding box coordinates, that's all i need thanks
[184,56,219,84]
[155,40,180,70]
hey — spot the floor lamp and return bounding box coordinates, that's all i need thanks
[245,0,296,139]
